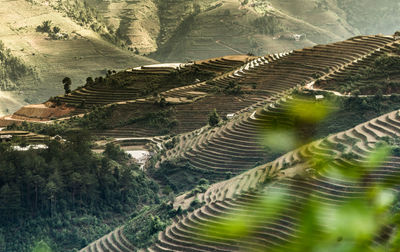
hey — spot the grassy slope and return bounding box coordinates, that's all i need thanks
[0,0,157,109]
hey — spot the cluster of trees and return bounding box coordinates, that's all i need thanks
[124,202,182,249]
[36,20,66,40]
[252,15,284,36]
[151,157,223,193]
[0,41,37,90]
[0,132,159,251]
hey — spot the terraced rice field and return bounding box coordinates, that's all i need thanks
[0,55,255,126]
[55,55,253,108]
[153,35,397,178]
[80,106,400,252]
[95,35,397,139]
[80,34,400,252]
[0,130,50,144]
[146,110,400,251]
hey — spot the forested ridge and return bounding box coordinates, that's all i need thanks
[0,131,159,251]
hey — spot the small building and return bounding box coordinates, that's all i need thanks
[315,95,324,100]
[226,113,235,120]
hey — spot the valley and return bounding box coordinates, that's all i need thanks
[1,31,400,251]
[1,1,400,251]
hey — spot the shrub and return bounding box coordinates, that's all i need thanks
[85,77,94,86]
[208,109,220,126]
[53,26,60,34]
[164,137,177,150]
[224,81,243,95]
[36,20,52,33]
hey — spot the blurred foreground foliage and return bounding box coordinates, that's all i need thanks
[201,94,400,251]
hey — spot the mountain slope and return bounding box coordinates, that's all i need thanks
[0,0,157,112]
[78,0,399,62]
[144,109,400,251]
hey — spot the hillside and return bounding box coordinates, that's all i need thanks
[337,0,400,35]
[68,34,400,251]
[2,0,400,116]
[77,95,400,251]
[139,108,400,251]
[72,0,400,62]
[149,0,357,62]
[2,32,400,251]
[0,0,157,115]
[314,43,400,95]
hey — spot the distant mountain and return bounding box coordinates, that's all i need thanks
[78,0,399,62]
[1,0,399,112]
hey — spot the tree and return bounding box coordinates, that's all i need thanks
[32,240,52,252]
[85,77,94,86]
[78,99,86,109]
[103,143,127,162]
[52,26,60,34]
[36,20,52,33]
[0,183,21,216]
[62,77,71,95]
[0,233,5,252]
[208,109,220,126]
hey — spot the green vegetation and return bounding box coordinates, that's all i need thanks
[36,20,67,40]
[199,102,400,251]
[126,108,179,135]
[0,41,37,90]
[185,178,210,198]
[211,80,243,95]
[0,133,159,251]
[32,241,52,252]
[208,109,220,126]
[151,158,219,193]
[124,202,180,249]
[316,53,400,95]
[95,66,216,93]
[252,15,284,36]
[315,93,400,137]
[7,105,178,135]
[36,20,52,33]
[62,77,72,94]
